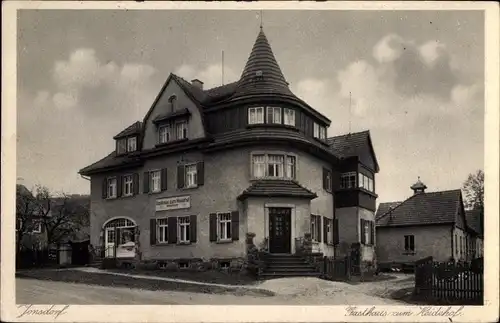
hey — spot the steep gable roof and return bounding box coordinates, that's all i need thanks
[375,201,402,220]
[327,130,380,172]
[376,189,462,227]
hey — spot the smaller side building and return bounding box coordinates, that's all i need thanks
[375,178,477,268]
[465,209,484,259]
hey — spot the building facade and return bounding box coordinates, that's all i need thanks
[79,28,380,269]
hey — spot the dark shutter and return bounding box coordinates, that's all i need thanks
[168,217,177,244]
[322,168,328,190]
[370,221,375,246]
[102,178,108,199]
[177,165,185,189]
[161,168,168,191]
[317,216,322,243]
[133,173,139,195]
[209,213,217,242]
[360,219,366,244]
[143,172,150,193]
[115,227,121,246]
[333,218,339,244]
[150,219,156,245]
[404,236,409,251]
[231,211,239,241]
[323,217,328,244]
[190,214,197,243]
[197,161,204,186]
[117,176,123,197]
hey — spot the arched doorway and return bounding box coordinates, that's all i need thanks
[103,218,136,258]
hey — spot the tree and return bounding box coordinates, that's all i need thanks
[462,170,484,211]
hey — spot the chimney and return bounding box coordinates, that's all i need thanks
[410,176,427,195]
[191,79,204,90]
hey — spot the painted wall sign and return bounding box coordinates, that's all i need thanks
[156,196,191,212]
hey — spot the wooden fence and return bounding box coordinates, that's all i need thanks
[414,256,483,305]
[320,256,352,281]
[16,248,58,269]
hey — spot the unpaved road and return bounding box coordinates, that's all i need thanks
[16,275,411,305]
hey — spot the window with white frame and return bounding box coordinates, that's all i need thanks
[286,156,296,179]
[177,216,190,243]
[284,108,295,126]
[117,139,127,154]
[185,164,198,188]
[217,212,232,241]
[123,175,133,196]
[267,155,284,178]
[310,215,320,242]
[313,123,327,140]
[358,173,374,192]
[340,172,357,189]
[176,121,188,140]
[107,177,117,198]
[404,235,415,253]
[363,220,370,244]
[159,125,171,144]
[150,170,161,193]
[252,155,266,178]
[267,107,282,124]
[127,137,137,152]
[157,218,168,243]
[326,218,333,245]
[248,107,264,124]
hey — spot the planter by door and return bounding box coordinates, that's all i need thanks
[269,208,292,254]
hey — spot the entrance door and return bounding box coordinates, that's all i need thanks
[269,208,292,254]
[105,228,116,258]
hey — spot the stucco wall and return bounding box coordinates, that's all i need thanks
[89,144,335,260]
[376,225,452,263]
[359,207,375,262]
[142,80,206,150]
[452,226,468,261]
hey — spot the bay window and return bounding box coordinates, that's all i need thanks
[284,108,295,126]
[267,107,282,124]
[252,155,266,178]
[248,107,264,124]
[286,156,296,179]
[358,173,375,193]
[314,122,327,140]
[340,172,357,189]
[252,153,296,180]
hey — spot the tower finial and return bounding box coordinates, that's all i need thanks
[260,10,263,29]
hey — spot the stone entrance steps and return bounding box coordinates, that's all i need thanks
[260,254,322,279]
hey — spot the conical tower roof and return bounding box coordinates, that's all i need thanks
[232,28,294,98]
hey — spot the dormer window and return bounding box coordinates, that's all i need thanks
[117,139,127,154]
[248,107,264,124]
[168,95,177,113]
[159,124,172,144]
[176,121,188,140]
[267,107,282,124]
[127,137,137,152]
[158,120,188,145]
[284,108,295,126]
[313,122,327,140]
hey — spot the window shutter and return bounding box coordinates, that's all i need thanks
[133,173,139,195]
[143,172,150,193]
[360,219,366,244]
[168,217,177,244]
[115,227,121,246]
[323,217,328,244]
[333,218,339,244]
[190,215,197,243]
[317,215,322,243]
[209,213,217,242]
[322,168,328,190]
[117,176,123,197]
[197,161,204,186]
[370,221,375,246]
[102,178,108,199]
[177,165,185,189]
[149,219,156,245]
[231,211,239,241]
[161,168,168,191]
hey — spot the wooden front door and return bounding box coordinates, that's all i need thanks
[269,208,292,254]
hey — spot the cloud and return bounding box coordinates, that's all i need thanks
[373,34,412,64]
[174,63,239,89]
[419,40,447,67]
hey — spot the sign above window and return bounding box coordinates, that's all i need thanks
[156,195,191,212]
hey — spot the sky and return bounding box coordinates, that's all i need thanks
[16,9,484,204]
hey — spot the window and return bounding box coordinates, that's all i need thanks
[286,156,296,179]
[248,107,264,124]
[314,123,327,140]
[252,155,266,178]
[159,125,171,144]
[123,175,133,196]
[324,169,332,192]
[358,173,374,192]
[185,164,198,188]
[284,108,295,126]
[310,215,321,242]
[177,216,190,243]
[107,177,117,198]
[176,121,188,140]
[340,172,357,189]
[117,139,126,154]
[217,212,232,241]
[156,218,168,243]
[363,220,370,244]
[150,170,161,193]
[326,219,333,245]
[127,137,137,152]
[267,107,282,124]
[404,235,415,253]
[267,155,284,178]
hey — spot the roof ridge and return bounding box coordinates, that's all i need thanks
[376,193,418,222]
[327,130,370,141]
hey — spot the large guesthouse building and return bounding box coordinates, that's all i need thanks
[79,27,380,272]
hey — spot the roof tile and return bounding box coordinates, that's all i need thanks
[238,179,317,200]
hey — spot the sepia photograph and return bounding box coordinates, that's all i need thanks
[2,1,499,322]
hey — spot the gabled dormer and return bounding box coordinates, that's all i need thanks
[114,121,142,155]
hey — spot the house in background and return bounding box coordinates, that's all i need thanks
[465,209,484,259]
[16,184,48,251]
[376,178,476,269]
[79,27,380,275]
